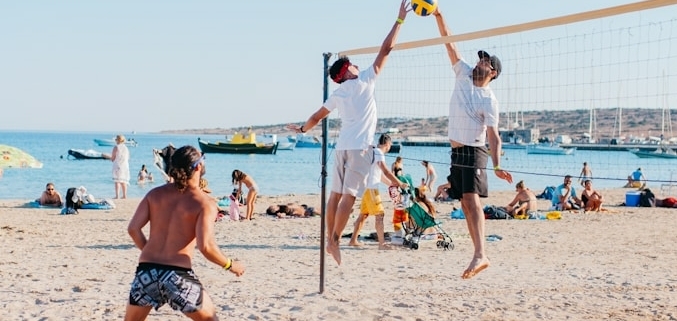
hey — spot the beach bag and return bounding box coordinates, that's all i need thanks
[228,194,241,221]
[483,205,510,220]
[61,187,83,215]
[639,189,656,207]
[537,186,555,200]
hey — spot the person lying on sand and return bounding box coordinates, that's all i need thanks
[266,203,319,218]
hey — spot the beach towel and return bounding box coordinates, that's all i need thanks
[25,201,60,209]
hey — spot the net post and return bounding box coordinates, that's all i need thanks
[319,52,332,294]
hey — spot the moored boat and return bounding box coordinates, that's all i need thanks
[67,149,111,160]
[294,134,336,148]
[526,144,575,155]
[93,138,138,147]
[198,138,278,155]
[630,147,677,159]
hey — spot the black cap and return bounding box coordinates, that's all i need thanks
[478,50,502,80]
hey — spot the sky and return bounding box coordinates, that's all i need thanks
[1,0,675,133]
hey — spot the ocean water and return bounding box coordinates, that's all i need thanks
[1,130,676,201]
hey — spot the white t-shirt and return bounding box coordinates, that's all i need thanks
[366,147,386,189]
[323,66,378,150]
[447,59,499,147]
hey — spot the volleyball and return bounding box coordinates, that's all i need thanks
[411,0,437,17]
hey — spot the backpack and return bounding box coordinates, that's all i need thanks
[537,186,555,200]
[61,187,83,215]
[483,205,511,220]
[639,189,656,207]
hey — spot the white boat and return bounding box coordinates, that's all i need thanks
[630,147,677,159]
[93,138,138,147]
[293,133,335,148]
[526,144,575,155]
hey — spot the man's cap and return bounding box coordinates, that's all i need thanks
[478,50,502,79]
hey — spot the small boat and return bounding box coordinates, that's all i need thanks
[256,134,295,151]
[293,134,336,148]
[198,137,278,155]
[630,147,677,159]
[387,141,402,154]
[526,144,575,155]
[93,138,138,147]
[68,149,111,160]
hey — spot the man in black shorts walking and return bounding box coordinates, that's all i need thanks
[432,8,513,279]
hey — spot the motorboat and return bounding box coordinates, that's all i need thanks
[293,133,335,148]
[198,137,278,155]
[67,149,111,160]
[526,144,575,155]
[256,134,295,151]
[93,138,138,147]
[630,147,677,159]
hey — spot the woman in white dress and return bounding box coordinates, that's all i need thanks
[111,134,130,199]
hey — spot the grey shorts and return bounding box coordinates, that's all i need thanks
[448,146,489,199]
[331,149,372,197]
[128,263,204,312]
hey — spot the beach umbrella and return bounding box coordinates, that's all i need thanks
[0,144,43,169]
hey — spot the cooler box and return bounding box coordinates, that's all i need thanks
[626,191,641,207]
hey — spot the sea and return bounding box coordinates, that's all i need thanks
[1,130,676,201]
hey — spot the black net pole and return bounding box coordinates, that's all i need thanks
[319,52,332,294]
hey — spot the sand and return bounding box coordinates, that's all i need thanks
[1,187,676,320]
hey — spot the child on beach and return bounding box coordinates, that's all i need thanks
[349,134,409,250]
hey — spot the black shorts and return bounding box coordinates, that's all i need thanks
[128,262,204,312]
[447,146,489,199]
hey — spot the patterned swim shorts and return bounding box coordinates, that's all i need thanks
[128,262,204,312]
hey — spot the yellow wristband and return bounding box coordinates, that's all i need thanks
[223,258,232,270]
[493,166,501,171]
[396,18,404,24]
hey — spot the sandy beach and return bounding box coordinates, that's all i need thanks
[1,187,676,320]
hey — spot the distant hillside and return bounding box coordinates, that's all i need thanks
[161,108,677,140]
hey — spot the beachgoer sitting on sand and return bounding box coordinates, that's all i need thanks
[551,175,582,211]
[37,182,63,207]
[626,167,646,188]
[506,180,538,216]
[581,179,604,211]
[266,203,318,218]
[434,182,452,202]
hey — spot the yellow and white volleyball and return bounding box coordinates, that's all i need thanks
[411,0,438,17]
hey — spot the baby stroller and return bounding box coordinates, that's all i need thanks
[390,175,454,251]
[402,202,454,250]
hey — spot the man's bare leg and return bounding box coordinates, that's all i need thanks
[325,192,341,256]
[375,214,391,250]
[124,304,152,321]
[349,214,367,246]
[184,291,218,320]
[461,193,490,279]
[326,193,356,265]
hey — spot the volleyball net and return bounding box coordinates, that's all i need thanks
[329,0,677,192]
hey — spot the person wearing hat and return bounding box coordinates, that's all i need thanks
[432,7,513,280]
[627,167,646,187]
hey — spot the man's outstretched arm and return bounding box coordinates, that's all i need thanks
[433,8,461,66]
[373,0,410,75]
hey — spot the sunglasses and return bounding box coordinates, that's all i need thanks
[191,154,205,169]
[47,188,54,191]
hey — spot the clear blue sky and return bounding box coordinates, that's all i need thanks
[1,0,673,133]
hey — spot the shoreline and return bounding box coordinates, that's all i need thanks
[1,188,676,319]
